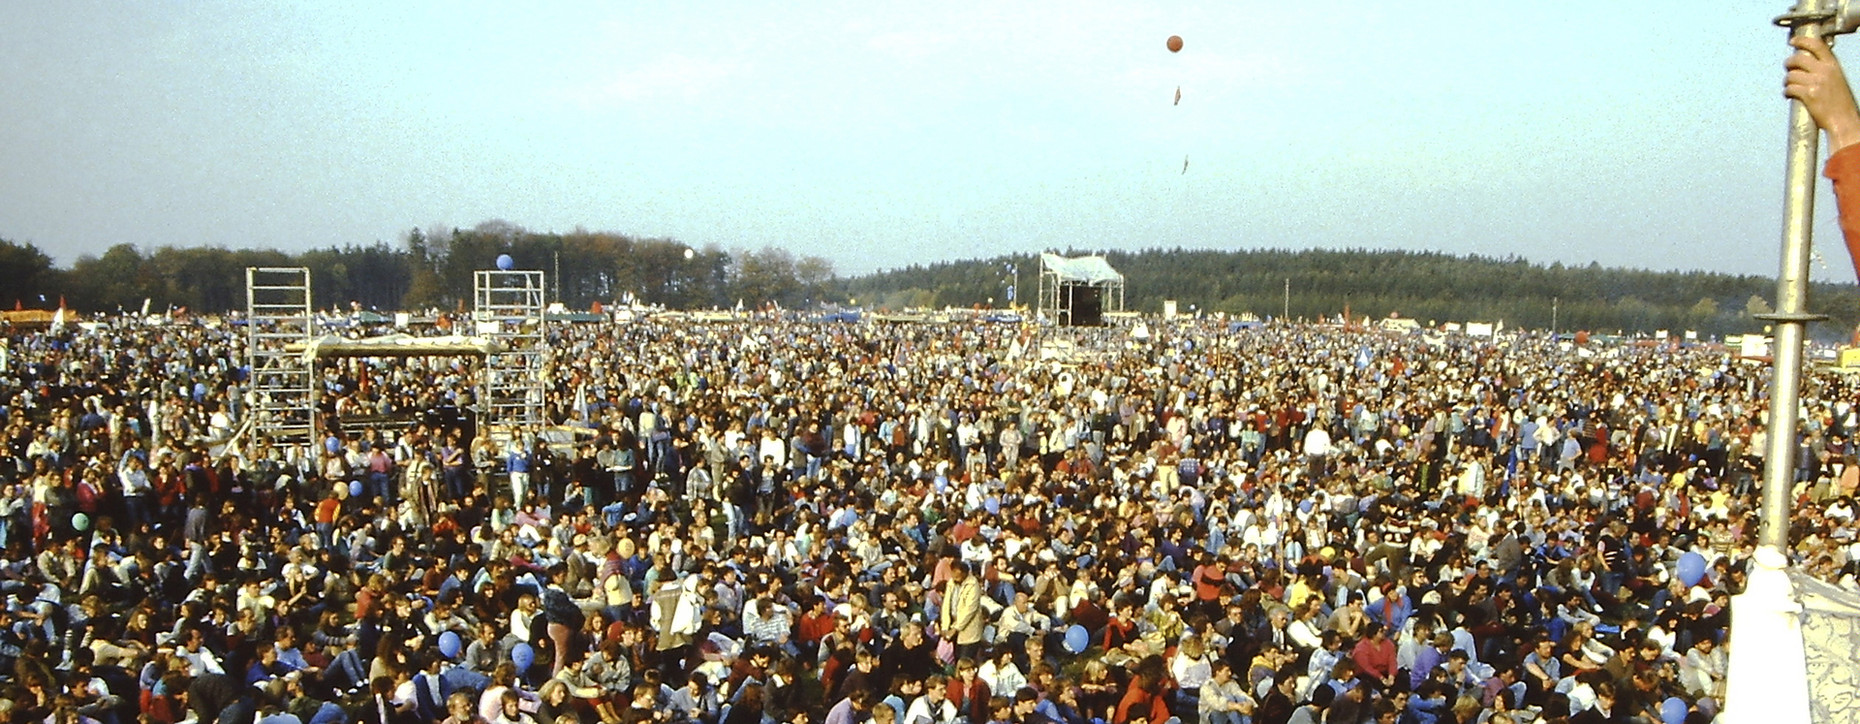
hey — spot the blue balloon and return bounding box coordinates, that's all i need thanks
[349,480,363,498]
[1660,696,1687,724]
[496,254,515,271]
[512,642,535,673]
[438,631,462,659]
[1064,624,1090,654]
[1677,552,1707,588]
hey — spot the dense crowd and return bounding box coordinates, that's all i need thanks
[2,312,1854,724]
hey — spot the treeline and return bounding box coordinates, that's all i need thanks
[842,247,1860,339]
[0,220,834,314]
[6,231,1858,340]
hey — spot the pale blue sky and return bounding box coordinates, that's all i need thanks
[0,1,1843,280]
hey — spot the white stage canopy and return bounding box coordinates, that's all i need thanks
[1040,253,1124,284]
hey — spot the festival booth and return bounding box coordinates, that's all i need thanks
[0,309,61,329]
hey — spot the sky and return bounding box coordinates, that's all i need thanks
[0,1,1846,281]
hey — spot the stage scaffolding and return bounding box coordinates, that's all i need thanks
[242,266,550,457]
[473,270,548,437]
[1036,253,1125,327]
[244,268,317,452]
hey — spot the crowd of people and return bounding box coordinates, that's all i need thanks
[3,306,1856,724]
[9,25,1860,724]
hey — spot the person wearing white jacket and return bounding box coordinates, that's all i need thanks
[650,574,706,679]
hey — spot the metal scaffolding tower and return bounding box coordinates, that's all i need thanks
[474,270,548,436]
[245,267,317,453]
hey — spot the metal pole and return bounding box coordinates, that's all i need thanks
[1283,278,1290,321]
[1552,296,1558,335]
[1758,1,1835,551]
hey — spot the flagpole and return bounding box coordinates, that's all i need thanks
[1759,1,1836,554]
[1722,3,1849,721]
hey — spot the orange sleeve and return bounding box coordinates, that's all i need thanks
[1824,144,1860,283]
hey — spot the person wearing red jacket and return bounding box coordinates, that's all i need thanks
[796,596,838,650]
[1113,668,1173,724]
[1351,622,1398,690]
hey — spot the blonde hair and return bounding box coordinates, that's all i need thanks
[1450,696,1483,722]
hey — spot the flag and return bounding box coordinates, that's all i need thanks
[1006,286,1016,302]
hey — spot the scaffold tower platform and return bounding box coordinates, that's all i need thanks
[473,270,548,436]
[244,267,317,452]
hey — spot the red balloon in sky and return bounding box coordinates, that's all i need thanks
[1167,35,1183,53]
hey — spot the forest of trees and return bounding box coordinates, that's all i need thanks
[843,248,1860,340]
[0,221,835,314]
[4,230,1858,340]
